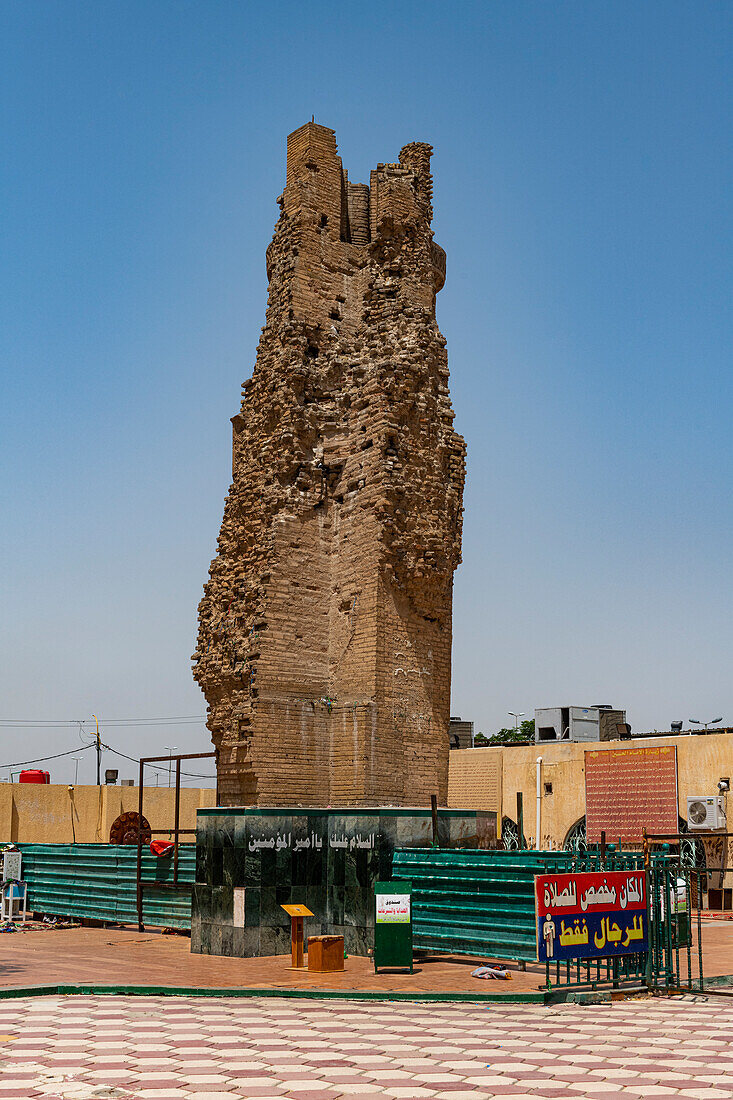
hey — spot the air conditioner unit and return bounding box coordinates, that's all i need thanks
[687,795,727,831]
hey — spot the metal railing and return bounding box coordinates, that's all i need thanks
[544,850,703,994]
[8,843,196,929]
[135,750,216,931]
[392,844,704,993]
[393,847,645,963]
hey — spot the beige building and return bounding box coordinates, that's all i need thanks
[448,730,732,851]
[0,783,215,845]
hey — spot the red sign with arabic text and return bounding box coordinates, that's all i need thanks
[535,870,648,962]
[585,745,678,844]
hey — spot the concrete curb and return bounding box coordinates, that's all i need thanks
[0,983,547,1003]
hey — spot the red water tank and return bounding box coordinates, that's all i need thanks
[19,769,50,784]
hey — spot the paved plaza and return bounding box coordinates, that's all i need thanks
[2,922,732,996]
[0,993,731,1100]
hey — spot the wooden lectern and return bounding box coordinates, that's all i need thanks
[280,903,313,969]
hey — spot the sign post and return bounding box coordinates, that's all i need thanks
[374,881,413,973]
[535,870,648,963]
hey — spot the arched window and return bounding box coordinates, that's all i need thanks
[501,817,525,851]
[563,816,588,853]
[677,815,707,874]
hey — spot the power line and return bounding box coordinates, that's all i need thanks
[0,743,95,770]
[0,716,216,782]
[0,741,215,782]
[0,716,206,727]
[0,733,215,783]
[95,717,205,726]
[100,741,216,780]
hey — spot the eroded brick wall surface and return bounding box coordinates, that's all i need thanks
[193,123,466,807]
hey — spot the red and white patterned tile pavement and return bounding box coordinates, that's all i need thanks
[0,994,731,1100]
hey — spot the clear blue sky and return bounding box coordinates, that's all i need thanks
[1,2,731,784]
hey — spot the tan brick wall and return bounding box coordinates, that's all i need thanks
[0,784,215,844]
[447,748,503,815]
[448,732,733,849]
[193,123,465,807]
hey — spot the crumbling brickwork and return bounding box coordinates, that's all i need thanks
[193,123,466,807]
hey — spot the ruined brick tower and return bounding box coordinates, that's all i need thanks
[193,123,465,807]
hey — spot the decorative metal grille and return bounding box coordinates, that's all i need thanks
[563,816,588,854]
[501,817,520,850]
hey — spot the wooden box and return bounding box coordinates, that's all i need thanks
[307,934,344,972]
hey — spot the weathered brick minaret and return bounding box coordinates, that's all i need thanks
[193,123,465,806]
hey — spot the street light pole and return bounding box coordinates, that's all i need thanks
[508,711,525,737]
[689,717,723,731]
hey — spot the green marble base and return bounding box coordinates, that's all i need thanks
[191,806,495,958]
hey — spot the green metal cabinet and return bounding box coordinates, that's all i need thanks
[374,881,413,972]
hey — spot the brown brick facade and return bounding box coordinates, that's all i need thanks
[193,123,466,807]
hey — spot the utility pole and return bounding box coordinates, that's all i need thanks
[92,714,101,786]
[165,746,178,788]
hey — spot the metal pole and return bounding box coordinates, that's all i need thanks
[653,861,662,988]
[165,746,177,788]
[516,792,524,850]
[662,846,674,988]
[535,757,543,851]
[643,828,652,990]
[430,793,438,847]
[685,869,692,990]
[136,757,145,932]
[92,714,101,786]
[173,757,181,885]
[674,873,681,991]
[696,870,704,992]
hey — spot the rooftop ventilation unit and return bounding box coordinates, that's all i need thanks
[535,706,626,743]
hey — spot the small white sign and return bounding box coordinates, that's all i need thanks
[376,893,410,924]
[233,887,245,928]
[2,852,21,882]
